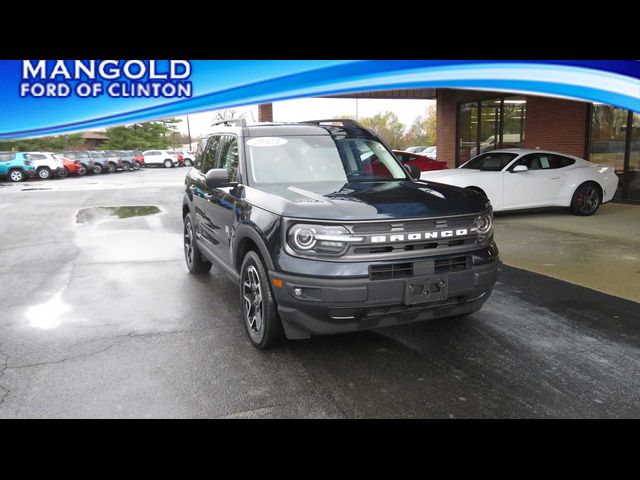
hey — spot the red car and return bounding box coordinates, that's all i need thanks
[393,150,448,172]
[172,151,185,166]
[54,154,86,176]
[132,151,145,167]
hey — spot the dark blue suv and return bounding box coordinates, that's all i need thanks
[182,119,501,348]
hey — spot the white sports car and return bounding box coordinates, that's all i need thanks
[421,149,619,216]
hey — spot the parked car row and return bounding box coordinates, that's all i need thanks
[0,149,197,182]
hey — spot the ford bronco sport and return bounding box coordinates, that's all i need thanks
[182,119,501,349]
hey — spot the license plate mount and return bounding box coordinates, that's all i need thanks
[404,277,448,305]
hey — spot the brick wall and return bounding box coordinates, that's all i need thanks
[523,96,588,158]
[258,103,273,122]
[436,89,589,168]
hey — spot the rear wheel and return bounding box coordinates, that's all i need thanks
[164,159,173,168]
[240,251,285,349]
[77,165,87,176]
[184,158,193,167]
[571,182,602,216]
[132,161,140,170]
[122,162,131,172]
[107,162,117,173]
[93,164,102,174]
[8,169,24,182]
[37,167,51,180]
[184,213,212,274]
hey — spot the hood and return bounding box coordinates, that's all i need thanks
[245,180,489,221]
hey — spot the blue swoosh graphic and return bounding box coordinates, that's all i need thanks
[0,60,638,138]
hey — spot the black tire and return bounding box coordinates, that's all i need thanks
[77,165,87,176]
[570,182,602,216]
[122,162,131,172]
[107,162,117,173]
[240,251,285,349]
[164,159,173,168]
[184,159,193,167]
[93,164,102,174]
[132,162,140,170]
[8,169,25,182]
[60,167,69,178]
[184,213,212,274]
[37,167,51,180]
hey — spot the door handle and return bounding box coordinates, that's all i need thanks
[550,177,560,180]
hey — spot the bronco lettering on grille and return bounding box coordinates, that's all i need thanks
[370,229,469,243]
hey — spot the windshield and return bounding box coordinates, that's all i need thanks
[245,136,407,185]
[461,152,518,171]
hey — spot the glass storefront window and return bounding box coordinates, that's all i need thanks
[628,112,640,201]
[457,96,526,166]
[589,104,640,201]
[502,97,526,148]
[458,102,478,165]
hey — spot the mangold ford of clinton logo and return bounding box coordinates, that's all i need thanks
[369,229,469,243]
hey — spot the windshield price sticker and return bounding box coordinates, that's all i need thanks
[246,137,288,147]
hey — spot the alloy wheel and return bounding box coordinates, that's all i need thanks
[577,185,599,214]
[243,265,263,335]
[9,170,23,182]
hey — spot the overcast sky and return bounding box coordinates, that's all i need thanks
[174,98,435,139]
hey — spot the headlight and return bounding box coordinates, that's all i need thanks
[475,212,493,242]
[288,224,364,256]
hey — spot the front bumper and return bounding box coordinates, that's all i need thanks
[269,257,502,339]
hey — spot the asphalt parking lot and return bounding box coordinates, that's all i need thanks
[1,168,639,418]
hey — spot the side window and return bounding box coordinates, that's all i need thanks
[552,155,576,169]
[201,135,222,173]
[29,154,46,160]
[515,153,575,170]
[217,135,239,182]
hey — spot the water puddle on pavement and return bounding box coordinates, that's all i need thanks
[75,206,161,224]
[25,281,71,330]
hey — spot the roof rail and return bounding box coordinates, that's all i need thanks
[211,118,247,128]
[302,119,365,128]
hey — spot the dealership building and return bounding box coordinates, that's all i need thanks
[259,88,640,203]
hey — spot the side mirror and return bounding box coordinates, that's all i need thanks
[512,165,528,173]
[205,168,230,188]
[406,164,421,181]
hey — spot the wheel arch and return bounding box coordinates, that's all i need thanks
[233,226,274,273]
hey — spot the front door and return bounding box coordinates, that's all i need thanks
[200,135,240,266]
[503,153,565,208]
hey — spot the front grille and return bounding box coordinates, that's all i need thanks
[369,262,413,280]
[369,255,471,281]
[434,255,470,273]
[345,215,478,259]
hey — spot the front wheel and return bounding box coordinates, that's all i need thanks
[122,162,131,172]
[240,251,285,349]
[570,182,602,216]
[184,213,212,274]
[107,163,117,173]
[77,165,87,176]
[132,162,140,170]
[183,159,193,167]
[93,164,102,174]
[164,159,173,168]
